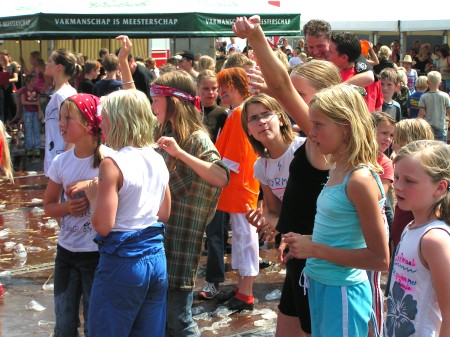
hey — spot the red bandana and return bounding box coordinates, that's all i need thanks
[69,93,102,136]
[150,83,201,111]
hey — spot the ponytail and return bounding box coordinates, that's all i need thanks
[92,133,103,169]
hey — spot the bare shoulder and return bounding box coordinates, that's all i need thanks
[347,167,380,200]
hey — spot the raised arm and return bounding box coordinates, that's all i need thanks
[115,35,136,90]
[233,16,311,135]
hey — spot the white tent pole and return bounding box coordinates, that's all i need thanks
[400,32,405,59]
[148,39,152,58]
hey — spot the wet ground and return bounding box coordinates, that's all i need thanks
[0,151,285,337]
[0,150,388,337]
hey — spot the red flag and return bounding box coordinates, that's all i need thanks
[268,1,281,6]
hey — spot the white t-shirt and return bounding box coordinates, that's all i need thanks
[253,136,305,201]
[108,146,169,232]
[48,145,115,252]
[385,219,449,336]
[44,85,77,176]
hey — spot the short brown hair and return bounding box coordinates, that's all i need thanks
[379,68,399,84]
[303,20,331,39]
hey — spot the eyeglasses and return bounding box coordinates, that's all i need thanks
[247,111,277,125]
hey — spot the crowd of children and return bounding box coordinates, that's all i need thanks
[1,14,450,337]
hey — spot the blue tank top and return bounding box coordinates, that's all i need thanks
[305,166,385,286]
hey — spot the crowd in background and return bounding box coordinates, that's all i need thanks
[0,17,449,337]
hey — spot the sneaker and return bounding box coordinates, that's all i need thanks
[216,288,237,303]
[198,283,219,300]
[224,296,254,312]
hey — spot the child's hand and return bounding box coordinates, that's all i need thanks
[247,67,267,95]
[66,181,89,199]
[115,35,133,60]
[278,240,288,264]
[232,16,261,39]
[156,136,183,158]
[283,232,313,260]
[245,204,277,241]
[85,178,99,211]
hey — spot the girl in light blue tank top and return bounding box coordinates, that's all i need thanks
[284,84,390,337]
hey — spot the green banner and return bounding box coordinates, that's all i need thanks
[0,13,300,39]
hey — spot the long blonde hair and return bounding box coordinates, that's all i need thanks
[310,84,380,171]
[0,121,13,182]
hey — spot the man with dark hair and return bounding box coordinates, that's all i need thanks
[177,50,199,80]
[328,32,361,67]
[327,32,383,113]
[303,19,375,87]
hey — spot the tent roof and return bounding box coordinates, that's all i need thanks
[1,0,449,40]
[0,0,302,39]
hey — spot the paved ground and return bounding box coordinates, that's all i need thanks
[0,151,285,337]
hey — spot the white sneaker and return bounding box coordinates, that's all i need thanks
[198,282,219,300]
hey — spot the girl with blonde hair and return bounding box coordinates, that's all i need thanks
[197,55,216,72]
[284,84,389,337]
[234,15,339,337]
[390,118,435,251]
[85,89,170,337]
[386,140,450,336]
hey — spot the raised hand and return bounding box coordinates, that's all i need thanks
[232,16,261,39]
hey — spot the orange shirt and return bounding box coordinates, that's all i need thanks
[215,106,260,213]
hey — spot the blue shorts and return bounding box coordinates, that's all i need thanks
[308,277,372,337]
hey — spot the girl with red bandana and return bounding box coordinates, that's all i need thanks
[43,93,114,337]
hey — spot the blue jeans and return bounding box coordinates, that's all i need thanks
[89,226,167,337]
[23,110,41,150]
[205,210,226,283]
[431,126,447,143]
[166,288,200,337]
[54,245,99,337]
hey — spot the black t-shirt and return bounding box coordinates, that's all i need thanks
[132,63,156,101]
[78,78,95,94]
[202,104,227,142]
[373,59,395,75]
[93,79,122,97]
[276,141,329,235]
